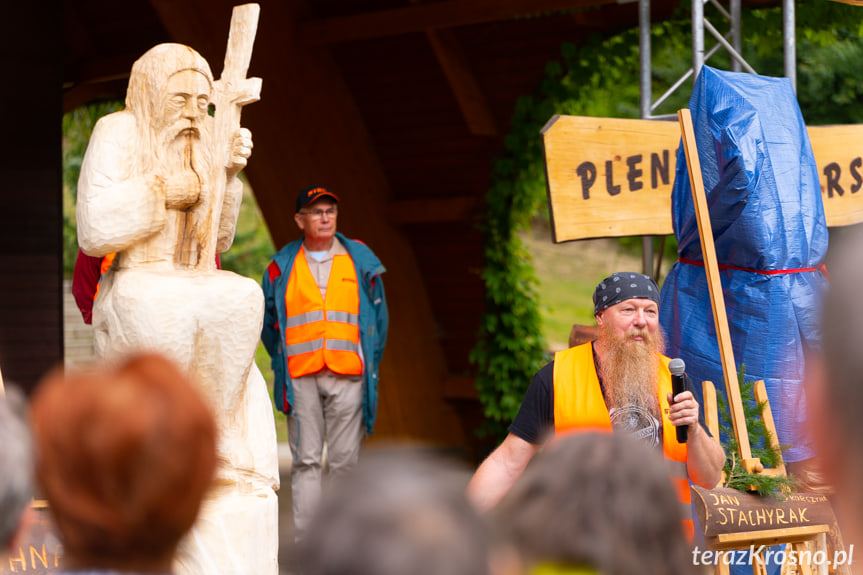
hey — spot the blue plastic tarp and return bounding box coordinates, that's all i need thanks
[659,66,829,463]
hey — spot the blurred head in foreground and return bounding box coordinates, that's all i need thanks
[0,386,33,553]
[30,353,217,572]
[811,227,863,547]
[297,448,490,575]
[492,431,694,575]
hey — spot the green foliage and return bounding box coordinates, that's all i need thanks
[741,2,863,125]
[716,366,796,497]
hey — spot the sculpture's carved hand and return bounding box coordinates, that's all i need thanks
[227,128,253,177]
[156,172,206,210]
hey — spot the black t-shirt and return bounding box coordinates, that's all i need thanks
[509,361,556,445]
[509,343,703,446]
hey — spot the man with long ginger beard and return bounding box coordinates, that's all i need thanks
[468,272,725,539]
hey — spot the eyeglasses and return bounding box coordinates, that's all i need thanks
[300,207,338,220]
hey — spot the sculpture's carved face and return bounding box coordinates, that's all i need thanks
[157,69,211,140]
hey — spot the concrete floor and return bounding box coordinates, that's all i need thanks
[277,444,296,575]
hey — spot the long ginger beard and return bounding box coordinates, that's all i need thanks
[597,321,666,419]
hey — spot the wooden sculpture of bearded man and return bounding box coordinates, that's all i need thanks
[76,42,279,575]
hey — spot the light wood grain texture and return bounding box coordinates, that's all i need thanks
[542,115,678,241]
[703,380,720,442]
[543,115,863,241]
[75,6,278,575]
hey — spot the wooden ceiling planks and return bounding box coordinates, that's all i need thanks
[299,0,620,45]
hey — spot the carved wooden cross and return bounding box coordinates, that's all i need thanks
[200,3,262,271]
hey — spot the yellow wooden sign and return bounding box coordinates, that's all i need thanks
[542,115,863,241]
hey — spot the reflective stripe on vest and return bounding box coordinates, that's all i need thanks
[552,342,693,540]
[284,248,362,377]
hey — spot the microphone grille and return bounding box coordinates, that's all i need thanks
[669,358,686,376]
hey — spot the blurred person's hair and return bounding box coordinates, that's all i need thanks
[30,353,216,570]
[0,386,33,549]
[492,431,694,575]
[297,447,490,575]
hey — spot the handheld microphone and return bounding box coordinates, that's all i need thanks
[668,358,688,444]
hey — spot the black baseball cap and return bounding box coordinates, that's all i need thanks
[296,186,339,213]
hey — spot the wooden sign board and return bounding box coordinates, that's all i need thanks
[691,486,836,537]
[542,115,863,241]
[2,504,62,574]
[691,485,851,573]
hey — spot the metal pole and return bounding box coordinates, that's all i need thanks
[692,0,705,83]
[639,0,654,275]
[731,0,742,72]
[639,0,651,119]
[784,0,796,91]
[704,19,757,74]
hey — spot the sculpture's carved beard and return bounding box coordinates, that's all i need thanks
[597,321,665,418]
[158,120,211,182]
[155,119,214,268]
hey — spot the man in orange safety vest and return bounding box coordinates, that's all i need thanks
[261,186,388,539]
[467,272,724,541]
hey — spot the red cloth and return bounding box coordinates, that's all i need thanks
[71,249,102,325]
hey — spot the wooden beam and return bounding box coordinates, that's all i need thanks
[149,0,216,57]
[388,196,479,224]
[408,0,497,135]
[426,29,498,135]
[300,0,616,45]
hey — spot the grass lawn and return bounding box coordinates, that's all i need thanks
[521,227,673,351]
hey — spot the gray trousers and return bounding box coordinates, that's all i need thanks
[288,370,364,538]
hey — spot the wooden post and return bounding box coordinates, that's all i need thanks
[677,108,761,474]
[753,380,787,478]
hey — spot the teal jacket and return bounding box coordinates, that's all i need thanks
[261,232,388,433]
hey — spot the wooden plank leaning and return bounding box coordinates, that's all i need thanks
[676,108,761,474]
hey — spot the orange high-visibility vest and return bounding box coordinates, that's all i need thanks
[552,342,693,540]
[284,248,362,378]
[93,252,116,300]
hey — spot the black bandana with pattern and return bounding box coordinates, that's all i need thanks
[593,272,660,315]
